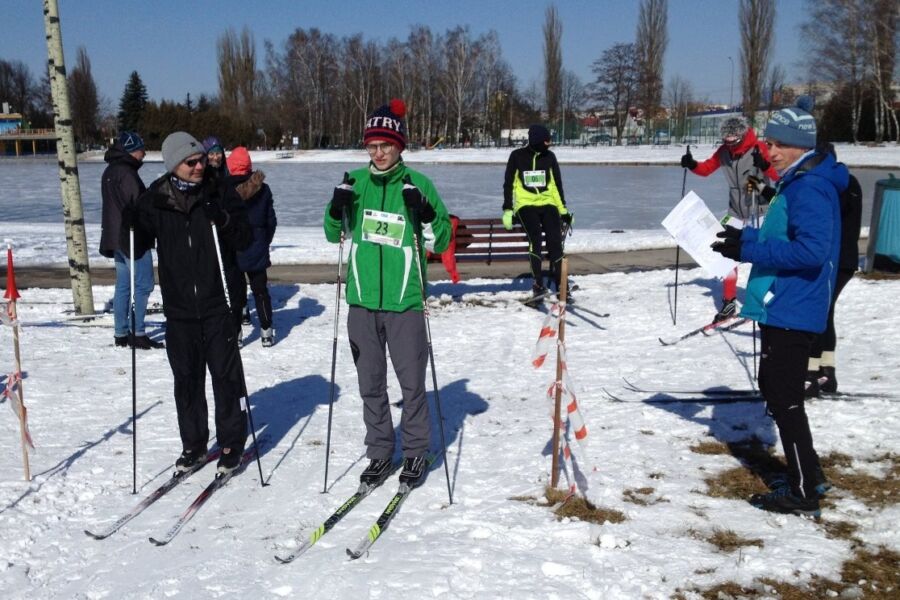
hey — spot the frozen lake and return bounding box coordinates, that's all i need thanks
[0,159,888,230]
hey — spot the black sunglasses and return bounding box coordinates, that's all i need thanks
[183,156,207,168]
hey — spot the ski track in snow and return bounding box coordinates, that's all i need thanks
[0,266,898,599]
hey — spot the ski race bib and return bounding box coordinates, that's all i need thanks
[362,209,406,247]
[523,170,547,187]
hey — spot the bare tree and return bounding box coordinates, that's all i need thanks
[665,75,694,141]
[866,0,899,142]
[764,64,786,117]
[67,46,99,146]
[559,70,586,144]
[217,27,258,131]
[591,43,639,145]
[739,0,776,124]
[0,59,41,120]
[636,0,668,137]
[407,26,439,145]
[543,4,562,124]
[441,26,480,144]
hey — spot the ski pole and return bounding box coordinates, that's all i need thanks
[408,202,453,505]
[751,188,760,379]
[210,222,266,487]
[323,209,350,493]
[673,145,689,325]
[130,227,137,494]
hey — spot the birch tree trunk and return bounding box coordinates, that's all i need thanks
[43,0,94,315]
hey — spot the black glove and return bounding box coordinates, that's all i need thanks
[203,198,228,227]
[560,212,573,226]
[681,150,697,170]
[120,204,136,230]
[752,147,770,172]
[402,175,436,223]
[746,174,776,203]
[710,225,743,261]
[329,172,355,220]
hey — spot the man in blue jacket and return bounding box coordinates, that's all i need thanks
[712,98,847,518]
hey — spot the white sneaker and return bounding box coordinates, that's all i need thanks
[261,328,275,348]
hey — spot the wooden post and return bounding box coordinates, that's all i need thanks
[4,243,31,481]
[550,257,569,488]
[42,0,94,315]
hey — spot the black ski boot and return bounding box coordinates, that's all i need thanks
[818,366,837,393]
[360,458,392,486]
[804,371,820,398]
[713,297,737,323]
[217,446,243,475]
[525,284,549,306]
[399,455,429,488]
[175,447,207,473]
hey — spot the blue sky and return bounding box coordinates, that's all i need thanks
[1,0,806,109]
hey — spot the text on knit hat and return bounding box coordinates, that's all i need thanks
[364,99,407,151]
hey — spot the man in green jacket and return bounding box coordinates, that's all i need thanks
[324,99,451,489]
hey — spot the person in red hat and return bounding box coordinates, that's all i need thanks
[227,147,277,348]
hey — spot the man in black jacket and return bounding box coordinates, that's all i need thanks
[99,131,162,349]
[125,131,253,474]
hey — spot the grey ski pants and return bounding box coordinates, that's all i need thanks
[347,306,430,460]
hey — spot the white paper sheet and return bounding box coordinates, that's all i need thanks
[661,190,739,279]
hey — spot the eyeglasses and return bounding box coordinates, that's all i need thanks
[183,156,208,168]
[365,142,395,155]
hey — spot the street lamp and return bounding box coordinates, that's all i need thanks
[728,56,734,109]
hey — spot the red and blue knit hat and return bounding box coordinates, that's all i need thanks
[364,99,407,151]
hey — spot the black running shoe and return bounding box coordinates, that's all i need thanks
[750,487,820,518]
[360,458,392,486]
[217,446,242,474]
[398,455,429,488]
[175,447,206,473]
[132,334,165,350]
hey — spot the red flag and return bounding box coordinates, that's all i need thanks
[4,245,20,301]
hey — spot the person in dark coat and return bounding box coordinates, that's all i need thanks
[124,131,253,474]
[806,143,862,396]
[226,146,277,347]
[99,131,163,349]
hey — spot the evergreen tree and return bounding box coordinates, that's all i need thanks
[117,71,148,132]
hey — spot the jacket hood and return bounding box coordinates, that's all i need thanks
[104,143,143,169]
[782,150,849,194]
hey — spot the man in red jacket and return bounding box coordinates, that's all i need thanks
[682,117,779,322]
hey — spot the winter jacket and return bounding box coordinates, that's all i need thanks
[100,143,146,258]
[838,174,862,271]
[502,144,567,213]
[739,150,848,333]
[323,161,451,312]
[127,168,252,320]
[232,170,277,273]
[691,129,779,220]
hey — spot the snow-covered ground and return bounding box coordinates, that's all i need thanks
[1,144,898,598]
[1,238,898,598]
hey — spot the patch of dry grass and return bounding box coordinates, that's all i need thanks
[622,486,669,506]
[544,487,627,525]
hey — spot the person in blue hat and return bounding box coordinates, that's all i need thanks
[99,130,163,349]
[712,97,847,518]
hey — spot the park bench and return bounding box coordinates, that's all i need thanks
[443,217,538,264]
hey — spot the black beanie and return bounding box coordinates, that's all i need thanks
[364,99,407,151]
[528,124,551,148]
